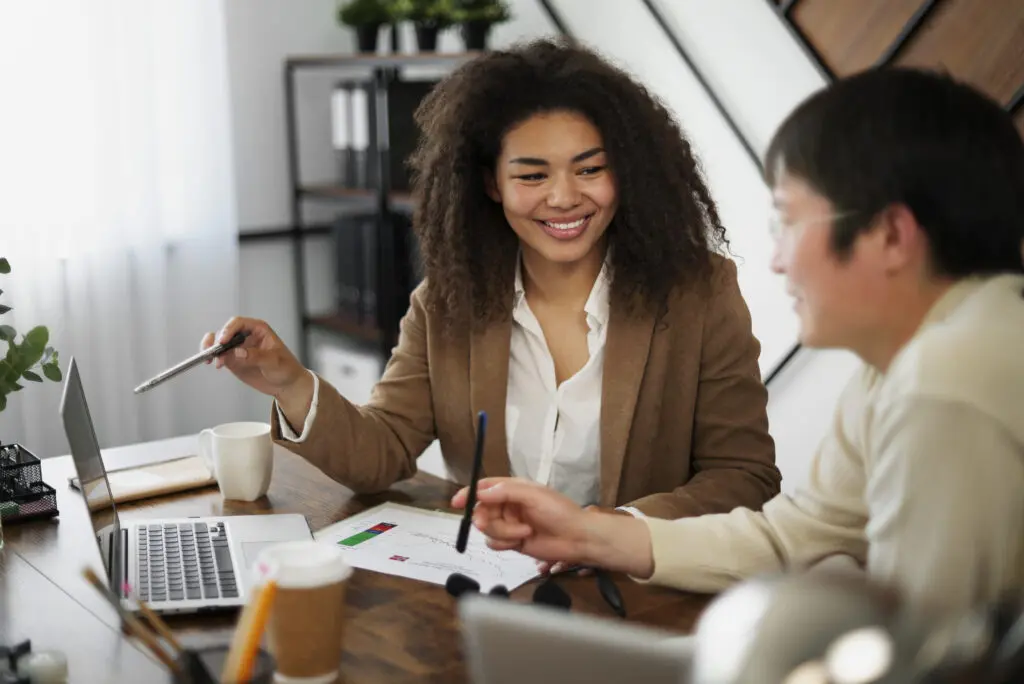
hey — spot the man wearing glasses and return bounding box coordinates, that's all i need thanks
[454,67,1024,618]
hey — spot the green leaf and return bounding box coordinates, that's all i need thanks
[42,363,62,382]
[14,346,41,374]
[0,304,11,315]
[0,394,6,411]
[15,327,47,372]
[22,370,42,382]
[0,325,14,341]
[0,258,9,274]
[24,326,48,350]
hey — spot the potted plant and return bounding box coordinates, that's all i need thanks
[452,0,510,51]
[1,256,62,533]
[0,257,62,414]
[391,0,454,52]
[337,0,394,53]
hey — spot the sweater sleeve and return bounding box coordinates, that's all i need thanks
[639,368,873,592]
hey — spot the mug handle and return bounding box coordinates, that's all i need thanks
[198,428,215,474]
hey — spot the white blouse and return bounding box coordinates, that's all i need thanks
[504,259,608,507]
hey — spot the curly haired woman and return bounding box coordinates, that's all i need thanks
[202,39,780,520]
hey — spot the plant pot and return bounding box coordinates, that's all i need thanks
[354,23,381,53]
[414,23,439,52]
[460,20,492,51]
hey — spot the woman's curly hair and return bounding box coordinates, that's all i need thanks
[408,38,729,331]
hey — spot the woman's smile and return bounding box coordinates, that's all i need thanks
[535,213,594,240]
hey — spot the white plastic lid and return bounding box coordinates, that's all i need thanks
[19,650,69,684]
[254,541,352,589]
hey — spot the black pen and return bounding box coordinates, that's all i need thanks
[456,410,487,553]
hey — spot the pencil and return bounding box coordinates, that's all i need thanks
[132,590,184,654]
[81,567,180,673]
[220,579,277,684]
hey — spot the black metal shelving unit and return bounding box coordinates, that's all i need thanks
[279,51,479,365]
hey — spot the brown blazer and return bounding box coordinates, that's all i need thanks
[271,255,781,519]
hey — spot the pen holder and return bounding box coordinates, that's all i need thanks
[170,646,275,684]
[0,443,58,523]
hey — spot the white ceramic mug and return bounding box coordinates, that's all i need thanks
[197,421,273,502]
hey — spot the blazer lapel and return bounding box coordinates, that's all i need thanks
[599,306,655,506]
[469,318,512,478]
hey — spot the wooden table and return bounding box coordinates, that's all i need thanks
[0,436,713,683]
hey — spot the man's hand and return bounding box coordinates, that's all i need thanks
[540,506,631,575]
[451,479,655,578]
[451,478,590,563]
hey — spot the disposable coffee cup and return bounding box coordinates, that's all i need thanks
[255,541,353,684]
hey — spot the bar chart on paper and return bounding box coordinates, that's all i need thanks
[314,502,540,592]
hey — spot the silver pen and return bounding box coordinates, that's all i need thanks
[133,331,250,394]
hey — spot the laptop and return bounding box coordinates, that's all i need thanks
[459,595,693,684]
[59,356,313,614]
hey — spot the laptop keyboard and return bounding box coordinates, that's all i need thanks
[135,522,238,602]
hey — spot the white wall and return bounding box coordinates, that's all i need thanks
[644,0,861,492]
[222,0,343,425]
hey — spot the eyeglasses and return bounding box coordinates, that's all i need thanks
[768,209,860,242]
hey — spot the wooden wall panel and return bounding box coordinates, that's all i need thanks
[790,0,922,76]
[894,0,1024,106]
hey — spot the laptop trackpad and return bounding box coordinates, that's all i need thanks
[241,541,280,570]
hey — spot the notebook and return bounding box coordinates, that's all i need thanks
[69,454,216,504]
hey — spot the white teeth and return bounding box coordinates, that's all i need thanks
[543,217,587,230]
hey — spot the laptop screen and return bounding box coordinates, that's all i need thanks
[59,358,122,585]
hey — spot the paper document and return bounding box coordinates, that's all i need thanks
[314,502,541,592]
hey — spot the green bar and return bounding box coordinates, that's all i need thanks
[338,531,378,547]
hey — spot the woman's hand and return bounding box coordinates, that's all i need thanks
[450,478,656,578]
[199,317,314,425]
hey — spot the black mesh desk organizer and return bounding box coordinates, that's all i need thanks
[0,443,58,523]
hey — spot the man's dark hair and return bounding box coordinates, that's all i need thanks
[765,67,1024,276]
[408,38,728,330]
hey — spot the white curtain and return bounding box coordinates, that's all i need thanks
[0,1,245,458]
